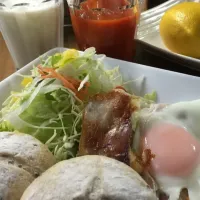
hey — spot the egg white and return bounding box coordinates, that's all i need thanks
[132,100,200,200]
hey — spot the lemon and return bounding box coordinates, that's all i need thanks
[159,2,200,58]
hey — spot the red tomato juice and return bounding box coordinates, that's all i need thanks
[70,0,137,61]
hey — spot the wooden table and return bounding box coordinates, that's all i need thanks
[0,33,15,81]
[1,26,200,82]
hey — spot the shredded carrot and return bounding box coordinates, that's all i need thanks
[37,65,89,100]
[37,65,46,76]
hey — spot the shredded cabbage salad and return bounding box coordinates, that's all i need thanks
[0,47,156,161]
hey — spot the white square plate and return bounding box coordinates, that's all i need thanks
[1,47,200,108]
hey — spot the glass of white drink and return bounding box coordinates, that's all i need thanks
[0,0,64,70]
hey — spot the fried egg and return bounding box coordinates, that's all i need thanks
[133,100,200,200]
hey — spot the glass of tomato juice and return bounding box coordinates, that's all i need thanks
[68,0,140,61]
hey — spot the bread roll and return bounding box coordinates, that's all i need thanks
[21,155,157,200]
[0,162,34,200]
[0,132,56,177]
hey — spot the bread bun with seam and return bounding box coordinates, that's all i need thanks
[0,162,34,200]
[21,155,157,200]
[0,131,56,200]
[0,131,56,177]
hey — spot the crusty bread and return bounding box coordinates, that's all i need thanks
[21,155,157,200]
[0,132,56,177]
[0,131,57,200]
[0,162,34,200]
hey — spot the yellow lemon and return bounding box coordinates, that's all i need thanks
[160,2,200,58]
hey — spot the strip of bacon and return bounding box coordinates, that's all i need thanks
[79,89,153,173]
[79,89,132,164]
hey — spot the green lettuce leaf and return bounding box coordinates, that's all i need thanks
[0,48,124,161]
[144,91,157,102]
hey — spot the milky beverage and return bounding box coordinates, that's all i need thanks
[0,0,64,69]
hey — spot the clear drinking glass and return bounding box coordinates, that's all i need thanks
[0,0,64,70]
[68,0,140,61]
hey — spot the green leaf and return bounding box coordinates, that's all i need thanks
[144,91,157,102]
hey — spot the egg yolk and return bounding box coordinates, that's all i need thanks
[143,123,200,177]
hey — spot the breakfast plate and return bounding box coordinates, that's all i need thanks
[136,0,200,70]
[1,48,200,200]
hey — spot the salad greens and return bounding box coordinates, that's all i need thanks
[144,91,157,102]
[0,48,124,160]
[0,47,156,161]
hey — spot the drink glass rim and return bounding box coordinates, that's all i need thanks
[69,0,136,12]
[0,0,60,9]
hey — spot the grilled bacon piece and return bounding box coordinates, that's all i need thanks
[79,89,151,170]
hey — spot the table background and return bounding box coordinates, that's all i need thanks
[1,25,200,82]
[1,0,200,81]
[0,27,75,81]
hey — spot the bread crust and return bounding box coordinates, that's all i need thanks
[21,155,157,200]
[0,131,56,200]
[0,162,34,200]
[0,132,56,177]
